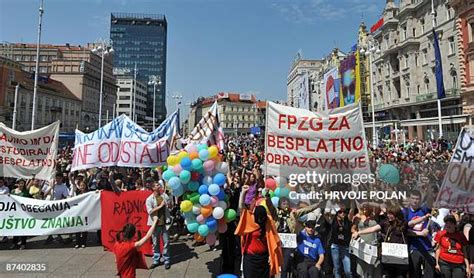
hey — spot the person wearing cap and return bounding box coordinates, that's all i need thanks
[295,220,325,278]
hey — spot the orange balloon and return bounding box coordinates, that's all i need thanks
[201,205,213,218]
[194,233,205,242]
[212,157,221,164]
[189,152,199,160]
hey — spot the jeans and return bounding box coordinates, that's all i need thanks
[152,225,170,265]
[331,244,352,278]
[280,248,294,278]
[439,260,465,278]
[409,249,436,278]
[296,256,321,278]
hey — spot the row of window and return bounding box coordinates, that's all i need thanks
[14,55,52,62]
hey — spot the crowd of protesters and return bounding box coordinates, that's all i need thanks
[1,134,473,278]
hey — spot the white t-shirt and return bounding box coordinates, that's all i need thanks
[0,185,9,194]
[42,183,69,200]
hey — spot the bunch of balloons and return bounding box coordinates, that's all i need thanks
[264,176,291,208]
[163,144,237,246]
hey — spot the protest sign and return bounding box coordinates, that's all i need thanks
[101,191,153,256]
[435,129,474,212]
[278,233,297,248]
[71,112,178,171]
[264,102,370,178]
[0,191,100,236]
[184,101,224,150]
[0,121,59,181]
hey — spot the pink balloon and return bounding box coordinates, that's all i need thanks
[196,214,205,224]
[265,178,277,191]
[188,144,198,153]
[218,222,228,233]
[173,164,183,175]
[210,196,219,207]
[203,160,215,171]
[206,233,217,246]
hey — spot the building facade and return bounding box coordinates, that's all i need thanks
[368,0,464,140]
[110,13,167,123]
[115,73,147,120]
[0,57,81,132]
[0,43,117,130]
[450,0,474,127]
[287,56,323,109]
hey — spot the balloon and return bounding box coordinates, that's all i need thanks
[271,196,280,208]
[199,149,210,161]
[162,169,174,181]
[208,145,219,158]
[168,177,181,190]
[202,176,213,185]
[212,207,225,219]
[206,233,217,246]
[275,177,288,188]
[177,151,189,161]
[187,144,198,153]
[218,222,228,233]
[192,204,201,215]
[198,185,209,195]
[378,164,400,185]
[201,205,213,218]
[198,224,209,237]
[217,190,225,200]
[213,173,226,186]
[279,187,290,198]
[224,209,237,222]
[179,170,191,184]
[189,151,199,160]
[210,196,219,207]
[197,144,208,151]
[208,184,220,196]
[206,217,218,230]
[172,164,182,175]
[187,221,199,233]
[172,184,184,197]
[196,214,205,224]
[191,159,203,171]
[217,201,227,210]
[189,193,200,204]
[203,160,215,172]
[180,157,192,170]
[188,181,199,191]
[180,200,193,212]
[274,187,281,197]
[191,172,201,182]
[162,165,168,171]
[215,162,229,174]
[269,190,275,198]
[194,233,205,242]
[167,155,178,166]
[209,225,218,234]
[265,178,277,191]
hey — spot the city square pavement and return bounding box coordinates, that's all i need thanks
[0,233,235,278]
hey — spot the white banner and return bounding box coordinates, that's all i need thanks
[0,192,101,236]
[71,112,178,171]
[264,102,370,177]
[324,67,340,110]
[0,121,59,181]
[435,129,474,213]
[184,101,224,150]
[298,73,310,110]
[279,233,297,248]
[239,93,252,101]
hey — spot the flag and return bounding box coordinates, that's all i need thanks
[351,43,358,52]
[433,29,446,99]
[355,50,362,103]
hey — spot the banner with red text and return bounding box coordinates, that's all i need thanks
[434,129,474,213]
[183,101,224,150]
[264,102,370,177]
[71,112,178,171]
[0,121,59,181]
[101,191,153,255]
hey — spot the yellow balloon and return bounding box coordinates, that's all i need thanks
[167,155,178,166]
[208,146,218,158]
[178,151,189,161]
[180,200,193,212]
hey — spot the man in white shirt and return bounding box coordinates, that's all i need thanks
[43,173,70,244]
[0,178,9,194]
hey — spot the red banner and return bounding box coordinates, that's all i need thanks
[370,18,384,33]
[101,190,153,256]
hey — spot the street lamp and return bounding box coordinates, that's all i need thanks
[91,39,114,128]
[31,0,44,131]
[172,94,183,130]
[148,75,162,129]
[359,39,381,148]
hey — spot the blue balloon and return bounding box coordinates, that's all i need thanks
[206,218,217,230]
[202,176,213,185]
[199,194,211,206]
[198,185,209,195]
[217,190,225,200]
[197,144,208,151]
[274,187,281,198]
[173,184,184,197]
[180,157,192,170]
[199,149,209,161]
[179,170,191,184]
[188,181,199,191]
[208,184,220,196]
[213,173,226,186]
[280,187,290,198]
[218,275,239,278]
[169,177,181,190]
[191,159,203,171]
[163,169,175,181]
[271,196,280,208]
[187,222,199,233]
[198,224,209,237]
[184,212,195,221]
[209,225,218,233]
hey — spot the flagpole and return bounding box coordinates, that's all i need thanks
[432,0,443,138]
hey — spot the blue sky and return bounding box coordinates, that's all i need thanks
[0,0,385,117]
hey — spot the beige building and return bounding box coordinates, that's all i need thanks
[0,57,81,132]
[0,43,117,130]
[287,54,324,109]
[115,73,147,121]
[367,0,464,140]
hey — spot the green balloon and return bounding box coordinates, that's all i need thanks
[224,209,237,222]
[190,193,200,204]
[269,190,275,198]
[162,165,168,171]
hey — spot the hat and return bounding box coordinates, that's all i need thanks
[305,220,316,228]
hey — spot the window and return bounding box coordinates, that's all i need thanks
[119,104,130,108]
[446,5,453,20]
[470,22,474,43]
[401,24,407,41]
[422,49,428,64]
[404,54,409,68]
[415,54,419,66]
[417,85,421,95]
[412,28,416,37]
[425,81,429,94]
[406,83,410,96]
[421,19,425,34]
[448,37,455,55]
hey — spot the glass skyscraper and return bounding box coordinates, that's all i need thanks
[110,13,167,122]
